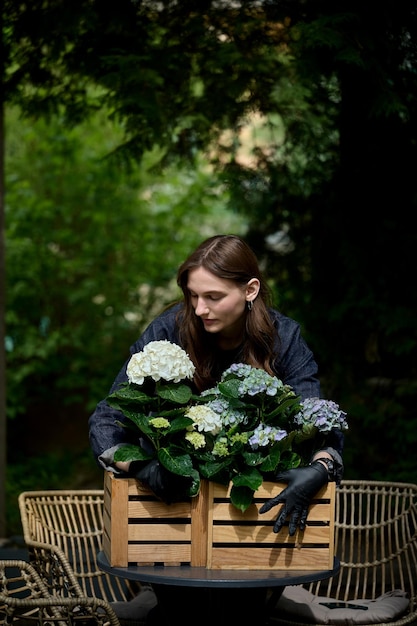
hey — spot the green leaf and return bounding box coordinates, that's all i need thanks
[232,468,263,491]
[242,450,264,467]
[198,457,233,479]
[168,415,194,433]
[118,411,155,436]
[199,466,230,486]
[264,395,301,420]
[186,470,201,498]
[107,384,154,407]
[217,378,241,399]
[114,444,154,463]
[259,445,281,472]
[279,451,302,471]
[157,382,193,404]
[158,447,194,476]
[229,485,255,513]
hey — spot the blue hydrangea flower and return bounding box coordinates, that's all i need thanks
[206,396,248,428]
[294,397,348,433]
[248,424,288,449]
[221,363,287,397]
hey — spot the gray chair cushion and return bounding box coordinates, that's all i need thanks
[111,586,158,623]
[275,585,409,624]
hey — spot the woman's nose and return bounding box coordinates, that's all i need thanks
[195,298,208,316]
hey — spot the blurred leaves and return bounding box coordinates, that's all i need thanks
[5,105,246,419]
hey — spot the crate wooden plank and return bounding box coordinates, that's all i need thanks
[211,523,332,544]
[190,478,210,566]
[127,543,192,566]
[211,482,330,499]
[128,500,192,518]
[212,500,334,522]
[103,475,129,567]
[209,546,334,570]
[128,523,191,542]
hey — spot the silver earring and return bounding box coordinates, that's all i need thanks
[247,300,253,311]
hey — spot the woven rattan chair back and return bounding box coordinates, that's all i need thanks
[272,479,417,626]
[18,489,140,604]
[0,558,120,625]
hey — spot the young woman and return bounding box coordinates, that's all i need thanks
[89,234,344,626]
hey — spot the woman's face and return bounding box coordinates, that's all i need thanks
[187,267,258,348]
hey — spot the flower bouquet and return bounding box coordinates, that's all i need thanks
[107,340,348,512]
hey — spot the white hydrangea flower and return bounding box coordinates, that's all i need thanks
[185,405,223,435]
[127,340,195,385]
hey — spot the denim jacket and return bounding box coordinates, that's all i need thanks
[88,303,342,472]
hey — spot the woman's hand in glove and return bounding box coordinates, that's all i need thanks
[132,459,192,505]
[259,462,328,536]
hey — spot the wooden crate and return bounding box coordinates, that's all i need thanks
[103,472,335,570]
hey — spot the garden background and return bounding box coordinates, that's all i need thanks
[2,0,416,536]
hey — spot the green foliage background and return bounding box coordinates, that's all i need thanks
[5,107,247,534]
[4,0,417,534]
[6,106,246,417]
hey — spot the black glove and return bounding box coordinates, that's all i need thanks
[259,462,328,536]
[132,459,192,504]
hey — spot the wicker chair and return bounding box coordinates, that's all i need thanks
[0,558,120,625]
[18,489,141,602]
[271,480,417,626]
[18,489,151,625]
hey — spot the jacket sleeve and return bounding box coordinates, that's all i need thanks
[271,310,321,400]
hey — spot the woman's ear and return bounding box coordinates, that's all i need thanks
[246,278,260,303]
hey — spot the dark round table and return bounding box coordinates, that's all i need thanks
[97,551,340,626]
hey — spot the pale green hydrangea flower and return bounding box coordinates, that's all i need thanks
[149,417,170,429]
[212,438,229,457]
[185,431,206,449]
[229,432,249,446]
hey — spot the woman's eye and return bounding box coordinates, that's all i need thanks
[189,293,222,301]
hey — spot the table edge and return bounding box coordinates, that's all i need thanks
[97,551,340,588]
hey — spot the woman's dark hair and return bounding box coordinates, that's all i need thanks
[176,234,277,390]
